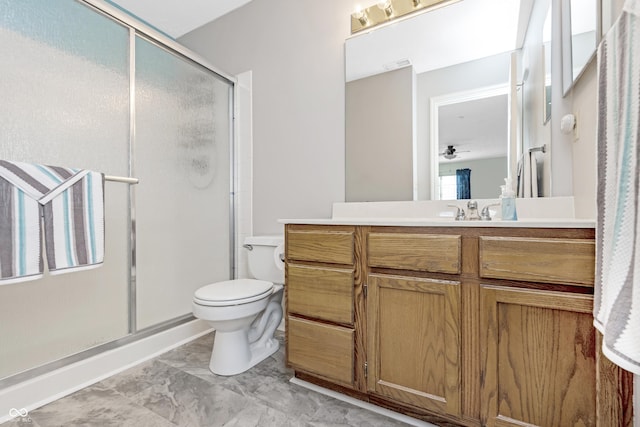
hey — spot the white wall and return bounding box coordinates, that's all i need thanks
[235,71,253,279]
[179,0,362,234]
[570,60,597,219]
[568,0,624,219]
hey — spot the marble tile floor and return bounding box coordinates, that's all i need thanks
[3,332,432,427]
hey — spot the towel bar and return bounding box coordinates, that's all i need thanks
[105,175,139,184]
[529,144,546,154]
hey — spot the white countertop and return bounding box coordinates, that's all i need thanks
[279,197,595,228]
[279,217,595,228]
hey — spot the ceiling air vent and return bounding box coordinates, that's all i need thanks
[383,58,411,71]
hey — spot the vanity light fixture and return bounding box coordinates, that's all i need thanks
[351,0,461,34]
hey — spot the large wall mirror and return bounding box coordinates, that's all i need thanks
[561,0,600,94]
[345,0,558,202]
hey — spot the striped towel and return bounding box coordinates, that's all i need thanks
[594,0,640,375]
[0,160,104,284]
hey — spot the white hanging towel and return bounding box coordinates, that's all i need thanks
[594,0,640,375]
[0,160,105,284]
[529,152,538,198]
[516,151,539,198]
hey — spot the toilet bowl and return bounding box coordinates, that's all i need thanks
[192,236,284,376]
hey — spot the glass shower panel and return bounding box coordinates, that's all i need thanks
[0,0,130,379]
[135,36,232,329]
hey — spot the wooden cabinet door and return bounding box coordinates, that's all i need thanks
[480,285,596,427]
[367,274,461,417]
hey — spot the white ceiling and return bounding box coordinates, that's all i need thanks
[107,0,254,38]
[438,94,508,162]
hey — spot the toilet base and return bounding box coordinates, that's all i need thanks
[209,329,279,376]
[197,287,284,376]
[249,336,280,367]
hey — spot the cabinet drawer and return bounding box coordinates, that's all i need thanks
[287,317,354,387]
[479,237,595,286]
[368,232,461,274]
[287,229,354,265]
[288,264,354,325]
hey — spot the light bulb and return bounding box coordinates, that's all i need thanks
[377,1,393,17]
[353,5,369,26]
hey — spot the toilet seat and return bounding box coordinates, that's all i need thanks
[194,279,274,307]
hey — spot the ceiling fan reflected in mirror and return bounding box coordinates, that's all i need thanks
[439,145,470,160]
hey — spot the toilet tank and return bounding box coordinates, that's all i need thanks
[244,235,284,284]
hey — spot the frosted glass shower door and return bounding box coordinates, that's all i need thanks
[0,0,130,379]
[135,36,232,329]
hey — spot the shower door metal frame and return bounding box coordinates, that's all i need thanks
[82,0,237,336]
[0,0,236,388]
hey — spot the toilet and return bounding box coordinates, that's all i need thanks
[192,235,285,376]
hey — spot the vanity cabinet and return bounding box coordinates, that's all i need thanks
[284,224,633,427]
[285,225,365,390]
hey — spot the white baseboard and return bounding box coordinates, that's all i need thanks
[0,320,212,424]
[289,378,437,427]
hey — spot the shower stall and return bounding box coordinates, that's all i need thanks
[0,0,234,383]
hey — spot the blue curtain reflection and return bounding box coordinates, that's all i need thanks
[456,168,471,199]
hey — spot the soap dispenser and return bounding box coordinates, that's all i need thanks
[500,178,518,221]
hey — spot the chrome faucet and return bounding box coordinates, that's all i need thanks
[480,203,501,221]
[466,201,480,220]
[448,201,500,221]
[447,204,466,221]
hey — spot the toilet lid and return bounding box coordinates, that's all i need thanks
[194,279,274,307]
